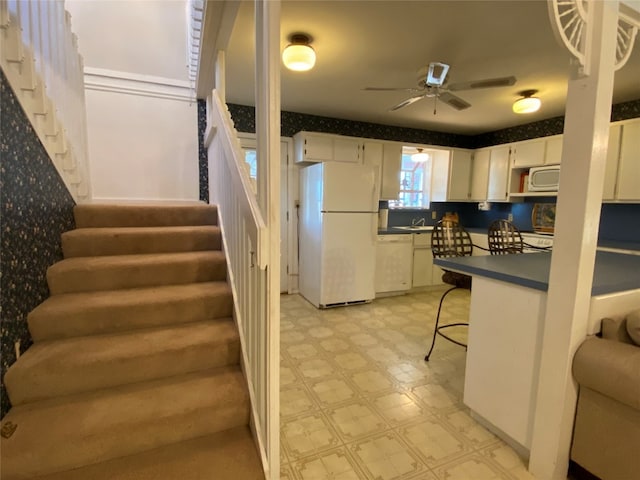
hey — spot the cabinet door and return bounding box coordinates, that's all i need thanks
[545,135,563,165]
[333,137,361,163]
[616,121,640,200]
[487,146,510,201]
[603,124,621,201]
[412,248,434,287]
[470,149,490,201]
[303,134,334,162]
[363,141,383,200]
[448,149,472,201]
[381,142,402,200]
[512,139,545,167]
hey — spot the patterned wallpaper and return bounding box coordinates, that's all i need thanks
[197,99,208,203]
[474,98,640,148]
[0,69,76,418]
[226,98,640,150]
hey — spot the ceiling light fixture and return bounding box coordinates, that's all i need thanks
[513,90,541,114]
[282,33,316,72]
[412,148,430,163]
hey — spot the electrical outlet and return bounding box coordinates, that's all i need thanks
[508,213,514,222]
[431,211,437,220]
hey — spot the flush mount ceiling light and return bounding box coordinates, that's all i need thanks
[412,148,430,163]
[282,33,316,72]
[513,90,541,114]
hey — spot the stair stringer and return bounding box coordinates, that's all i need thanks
[0,2,91,202]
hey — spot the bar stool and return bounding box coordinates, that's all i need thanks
[425,220,473,361]
[488,219,524,255]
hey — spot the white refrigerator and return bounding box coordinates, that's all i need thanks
[299,162,379,308]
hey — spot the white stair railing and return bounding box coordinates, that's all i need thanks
[205,89,277,478]
[1,0,90,201]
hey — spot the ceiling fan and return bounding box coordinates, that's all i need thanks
[364,62,517,114]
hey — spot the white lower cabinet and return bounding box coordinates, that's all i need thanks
[411,233,443,287]
[470,232,490,256]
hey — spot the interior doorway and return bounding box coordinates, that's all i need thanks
[237,134,296,294]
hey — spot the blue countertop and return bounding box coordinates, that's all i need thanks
[434,251,640,296]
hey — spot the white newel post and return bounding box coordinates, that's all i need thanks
[529,1,619,479]
[255,1,281,479]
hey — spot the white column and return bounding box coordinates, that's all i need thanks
[254,1,280,479]
[214,49,225,104]
[528,2,619,479]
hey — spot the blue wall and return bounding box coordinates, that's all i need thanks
[0,69,76,418]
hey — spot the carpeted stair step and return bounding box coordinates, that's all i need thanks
[73,203,218,228]
[47,251,226,294]
[33,426,264,480]
[0,367,249,480]
[5,319,240,405]
[28,282,232,341]
[61,226,222,257]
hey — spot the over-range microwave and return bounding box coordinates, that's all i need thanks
[528,165,560,192]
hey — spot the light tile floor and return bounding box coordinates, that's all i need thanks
[280,287,536,480]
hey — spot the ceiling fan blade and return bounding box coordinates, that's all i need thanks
[363,86,423,93]
[389,94,428,111]
[438,92,471,111]
[447,75,517,92]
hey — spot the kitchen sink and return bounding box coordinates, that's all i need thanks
[393,225,434,232]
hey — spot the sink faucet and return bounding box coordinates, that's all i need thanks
[412,217,426,227]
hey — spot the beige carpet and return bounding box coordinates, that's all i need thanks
[1,203,264,480]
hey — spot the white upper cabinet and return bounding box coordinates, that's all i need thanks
[616,120,640,201]
[294,132,361,164]
[381,142,402,200]
[544,135,563,165]
[447,149,473,201]
[511,139,546,167]
[470,149,490,201]
[363,140,402,201]
[333,136,362,163]
[487,146,510,201]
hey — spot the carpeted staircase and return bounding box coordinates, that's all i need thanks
[1,203,264,480]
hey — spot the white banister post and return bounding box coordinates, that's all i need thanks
[529,2,619,479]
[255,1,280,478]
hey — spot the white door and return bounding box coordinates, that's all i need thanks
[321,163,378,212]
[239,135,290,293]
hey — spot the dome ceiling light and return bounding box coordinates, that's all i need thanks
[282,33,316,72]
[513,89,541,114]
[412,148,430,163]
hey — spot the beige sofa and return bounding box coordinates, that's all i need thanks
[571,310,640,480]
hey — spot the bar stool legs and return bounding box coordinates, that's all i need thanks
[424,286,469,361]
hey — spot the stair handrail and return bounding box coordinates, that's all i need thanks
[205,89,268,269]
[0,0,91,201]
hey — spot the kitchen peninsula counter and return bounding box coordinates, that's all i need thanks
[433,250,640,456]
[434,250,640,295]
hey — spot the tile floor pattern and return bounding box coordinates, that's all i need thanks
[280,287,536,480]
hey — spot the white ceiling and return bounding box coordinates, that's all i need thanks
[225,0,640,135]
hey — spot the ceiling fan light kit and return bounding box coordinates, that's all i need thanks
[513,90,541,114]
[364,61,517,114]
[282,33,316,72]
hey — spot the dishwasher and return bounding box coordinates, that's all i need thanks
[375,234,413,295]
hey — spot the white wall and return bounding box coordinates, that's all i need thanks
[66,0,199,202]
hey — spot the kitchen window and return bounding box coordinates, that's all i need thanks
[390,151,431,208]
